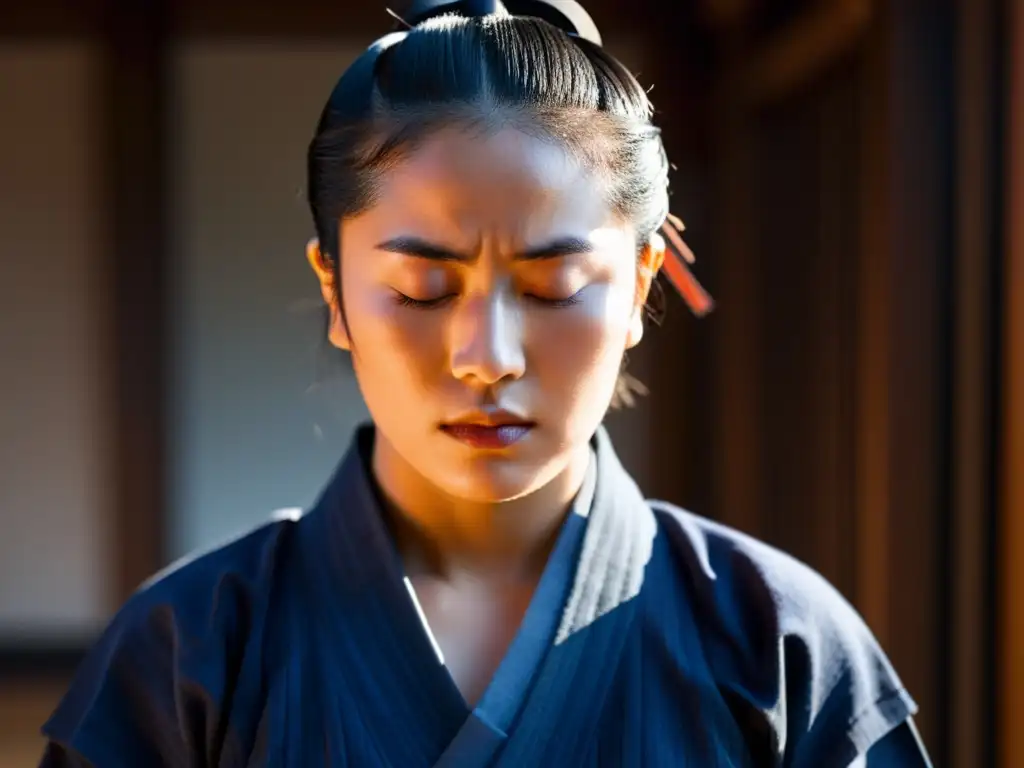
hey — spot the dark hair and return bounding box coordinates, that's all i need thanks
[307,7,673,406]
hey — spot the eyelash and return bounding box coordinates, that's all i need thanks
[393,293,454,309]
[534,292,583,308]
[392,291,583,310]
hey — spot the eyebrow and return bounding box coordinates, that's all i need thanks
[373,236,596,262]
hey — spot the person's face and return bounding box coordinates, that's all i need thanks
[309,126,663,503]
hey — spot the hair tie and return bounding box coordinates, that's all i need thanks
[660,215,714,317]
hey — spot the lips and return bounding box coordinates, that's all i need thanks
[439,412,535,450]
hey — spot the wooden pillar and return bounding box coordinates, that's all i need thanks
[949,0,1003,762]
[104,0,170,602]
[642,2,717,512]
[862,0,953,754]
[853,0,893,646]
[998,0,1024,761]
[704,8,763,539]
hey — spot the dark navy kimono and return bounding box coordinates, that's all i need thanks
[41,425,931,766]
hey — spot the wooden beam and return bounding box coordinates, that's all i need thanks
[0,0,101,39]
[732,0,872,108]
[171,0,393,39]
[170,0,640,40]
[3,0,653,41]
[695,0,755,31]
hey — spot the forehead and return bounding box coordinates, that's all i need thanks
[363,126,621,238]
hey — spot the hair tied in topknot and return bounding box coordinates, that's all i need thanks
[320,31,407,124]
[315,2,713,319]
[393,0,603,46]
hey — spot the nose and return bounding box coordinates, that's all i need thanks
[449,291,526,386]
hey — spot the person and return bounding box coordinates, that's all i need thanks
[39,1,932,765]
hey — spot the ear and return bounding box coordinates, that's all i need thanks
[626,233,666,349]
[306,238,351,351]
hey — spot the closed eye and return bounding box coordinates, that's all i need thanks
[392,291,456,309]
[525,288,585,308]
[391,289,585,309]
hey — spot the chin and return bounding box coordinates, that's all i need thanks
[435,457,550,504]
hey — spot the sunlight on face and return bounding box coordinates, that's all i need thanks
[328,127,650,503]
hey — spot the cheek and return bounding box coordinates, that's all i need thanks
[527,286,633,386]
[343,286,442,391]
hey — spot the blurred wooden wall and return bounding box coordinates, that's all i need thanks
[648,0,1014,765]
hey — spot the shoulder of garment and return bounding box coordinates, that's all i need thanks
[647,501,930,768]
[39,510,303,768]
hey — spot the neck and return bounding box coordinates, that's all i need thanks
[371,433,591,580]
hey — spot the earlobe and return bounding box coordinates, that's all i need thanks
[306,238,335,303]
[326,306,352,351]
[306,237,351,351]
